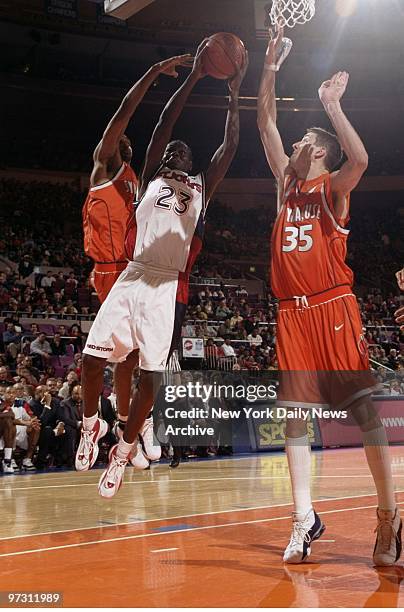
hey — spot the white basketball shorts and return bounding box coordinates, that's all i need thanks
[83,261,179,371]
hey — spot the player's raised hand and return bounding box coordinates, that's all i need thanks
[155,54,194,78]
[396,268,404,291]
[191,39,209,79]
[265,26,284,66]
[319,71,349,104]
[228,50,249,95]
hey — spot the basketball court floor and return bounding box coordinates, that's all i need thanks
[1,447,404,607]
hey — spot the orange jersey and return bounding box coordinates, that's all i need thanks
[83,162,137,264]
[270,172,353,299]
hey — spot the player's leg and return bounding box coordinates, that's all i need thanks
[330,295,401,565]
[98,270,177,497]
[75,353,109,471]
[113,349,139,436]
[284,415,325,564]
[131,311,183,466]
[98,368,161,497]
[276,310,326,563]
[76,272,135,471]
[94,270,149,468]
[351,396,401,565]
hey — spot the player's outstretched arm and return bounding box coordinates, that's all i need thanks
[139,42,207,196]
[94,54,193,164]
[320,72,368,195]
[204,52,248,203]
[257,27,289,182]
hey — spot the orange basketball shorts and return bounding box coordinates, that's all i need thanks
[275,285,377,410]
[91,262,128,304]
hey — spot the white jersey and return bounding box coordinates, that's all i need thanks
[133,168,206,272]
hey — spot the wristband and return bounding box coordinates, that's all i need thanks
[265,37,293,73]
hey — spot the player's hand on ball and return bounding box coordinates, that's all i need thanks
[319,71,349,104]
[396,268,404,291]
[228,50,249,94]
[191,39,209,78]
[156,54,194,78]
[265,26,284,66]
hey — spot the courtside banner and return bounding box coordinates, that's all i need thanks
[319,397,404,447]
[249,403,323,451]
[182,337,205,358]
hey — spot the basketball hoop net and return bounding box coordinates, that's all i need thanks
[269,0,316,28]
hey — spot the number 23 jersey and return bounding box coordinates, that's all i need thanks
[270,172,354,299]
[127,168,207,272]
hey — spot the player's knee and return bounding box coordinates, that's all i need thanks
[349,395,381,431]
[138,369,161,397]
[82,353,106,376]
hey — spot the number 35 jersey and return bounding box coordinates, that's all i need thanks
[270,172,354,299]
[126,168,207,273]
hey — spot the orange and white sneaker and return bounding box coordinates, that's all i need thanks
[98,444,128,499]
[75,418,108,472]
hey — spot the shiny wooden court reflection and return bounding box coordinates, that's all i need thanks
[1,447,404,607]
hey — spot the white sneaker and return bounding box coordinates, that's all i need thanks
[75,418,108,471]
[129,442,150,470]
[374,507,402,566]
[139,417,161,461]
[98,444,128,499]
[283,509,325,564]
[22,458,36,471]
[11,458,18,470]
[2,460,14,474]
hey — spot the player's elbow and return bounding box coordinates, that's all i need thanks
[350,153,368,171]
[359,154,369,170]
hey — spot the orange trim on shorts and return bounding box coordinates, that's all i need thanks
[279,284,354,310]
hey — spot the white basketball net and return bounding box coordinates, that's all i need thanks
[269,0,316,28]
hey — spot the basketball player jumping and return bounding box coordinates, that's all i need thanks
[78,55,192,471]
[258,28,401,566]
[78,41,248,497]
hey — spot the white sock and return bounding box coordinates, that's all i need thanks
[83,414,98,431]
[362,426,396,512]
[116,438,134,461]
[4,448,12,461]
[285,434,313,517]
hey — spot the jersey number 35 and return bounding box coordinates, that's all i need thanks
[282,224,313,253]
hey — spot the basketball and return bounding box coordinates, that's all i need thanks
[202,32,246,80]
